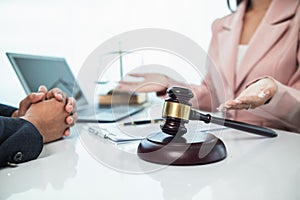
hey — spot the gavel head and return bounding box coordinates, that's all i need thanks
[160,87,193,136]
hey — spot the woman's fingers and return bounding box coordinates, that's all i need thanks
[126,73,146,78]
[218,91,271,111]
[218,78,277,111]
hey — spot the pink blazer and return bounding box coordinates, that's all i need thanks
[190,0,300,132]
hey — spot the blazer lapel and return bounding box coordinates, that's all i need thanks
[217,1,246,91]
[235,0,299,90]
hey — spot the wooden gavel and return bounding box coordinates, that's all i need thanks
[160,87,277,138]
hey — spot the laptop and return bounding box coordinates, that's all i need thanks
[6,52,144,122]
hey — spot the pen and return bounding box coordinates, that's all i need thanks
[94,81,119,84]
[119,119,164,126]
[77,118,164,125]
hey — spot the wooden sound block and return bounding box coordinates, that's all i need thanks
[137,132,227,165]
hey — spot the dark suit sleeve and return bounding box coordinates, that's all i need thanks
[0,104,43,167]
[0,103,18,117]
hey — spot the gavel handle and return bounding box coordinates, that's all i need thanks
[190,110,277,137]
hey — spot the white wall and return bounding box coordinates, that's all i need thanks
[0,0,229,106]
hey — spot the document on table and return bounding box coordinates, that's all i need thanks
[84,121,228,144]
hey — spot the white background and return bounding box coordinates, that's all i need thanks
[0,0,230,106]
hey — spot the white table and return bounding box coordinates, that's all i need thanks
[1,105,300,200]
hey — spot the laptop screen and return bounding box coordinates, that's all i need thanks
[6,53,88,107]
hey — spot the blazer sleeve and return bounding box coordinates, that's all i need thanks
[252,33,300,132]
[254,78,300,132]
[188,18,225,112]
[0,116,43,167]
[0,103,18,117]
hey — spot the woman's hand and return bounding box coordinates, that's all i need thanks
[218,78,277,111]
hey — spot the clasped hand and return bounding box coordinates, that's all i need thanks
[12,86,77,143]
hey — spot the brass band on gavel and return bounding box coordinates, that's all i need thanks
[162,101,191,120]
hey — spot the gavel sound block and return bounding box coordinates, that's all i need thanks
[137,87,227,165]
[137,87,277,165]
